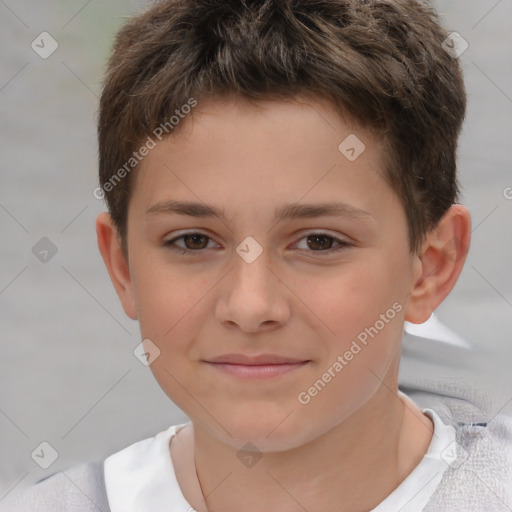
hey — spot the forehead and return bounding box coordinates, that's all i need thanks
[128,95,396,227]
[173,94,369,142]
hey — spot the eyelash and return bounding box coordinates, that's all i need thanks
[163,231,351,257]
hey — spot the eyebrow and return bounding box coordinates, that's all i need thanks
[146,199,372,224]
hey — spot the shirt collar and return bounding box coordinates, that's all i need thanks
[104,408,455,512]
[104,422,193,512]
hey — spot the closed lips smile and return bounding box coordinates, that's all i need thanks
[203,354,311,379]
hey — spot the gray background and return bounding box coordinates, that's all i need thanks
[0,0,511,500]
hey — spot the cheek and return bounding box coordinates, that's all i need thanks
[297,256,407,392]
[133,267,211,412]
[131,254,206,347]
[298,257,406,337]
[292,264,406,425]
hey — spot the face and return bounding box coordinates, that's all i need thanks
[122,96,421,451]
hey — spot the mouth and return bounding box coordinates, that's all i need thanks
[202,353,311,379]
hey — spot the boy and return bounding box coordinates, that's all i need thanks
[4,0,511,510]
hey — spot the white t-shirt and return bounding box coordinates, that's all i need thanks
[104,404,457,512]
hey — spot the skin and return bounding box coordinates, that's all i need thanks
[96,95,471,512]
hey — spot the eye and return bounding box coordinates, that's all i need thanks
[292,232,350,256]
[163,231,350,257]
[163,232,219,255]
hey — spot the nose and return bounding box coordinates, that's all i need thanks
[214,244,290,334]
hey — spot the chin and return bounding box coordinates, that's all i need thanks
[212,407,320,453]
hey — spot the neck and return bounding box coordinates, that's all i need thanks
[186,387,433,512]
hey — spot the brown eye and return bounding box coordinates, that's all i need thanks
[306,234,336,251]
[294,232,350,257]
[163,232,216,254]
[181,233,209,250]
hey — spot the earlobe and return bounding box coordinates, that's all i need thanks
[95,212,138,320]
[404,205,471,324]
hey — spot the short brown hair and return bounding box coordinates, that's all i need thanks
[98,0,466,258]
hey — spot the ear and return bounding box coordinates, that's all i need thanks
[404,204,471,324]
[95,212,138,320]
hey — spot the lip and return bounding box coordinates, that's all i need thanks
[206,353,308,365]
[203,354,311,379]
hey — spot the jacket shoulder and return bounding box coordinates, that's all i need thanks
[423,414,512,511]
[1,460,110,512]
